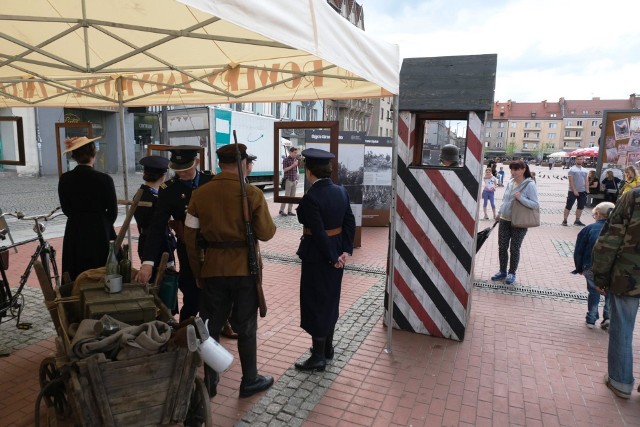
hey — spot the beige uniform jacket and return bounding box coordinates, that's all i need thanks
[184,172,276,278]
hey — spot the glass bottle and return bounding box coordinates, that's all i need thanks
[105,240,119,276]
[119,243,132,283]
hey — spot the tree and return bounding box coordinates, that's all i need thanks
[505,141,517,159]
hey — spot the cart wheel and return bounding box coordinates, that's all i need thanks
[184,377,212,427]
[39,357,70,418]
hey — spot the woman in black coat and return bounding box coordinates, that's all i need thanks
[58,137,117,281]
[295,148,355,372]
[133,155,176,279]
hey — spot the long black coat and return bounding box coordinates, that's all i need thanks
[296,178,355,337]
[58,165,117,280]
[133,184,176,266]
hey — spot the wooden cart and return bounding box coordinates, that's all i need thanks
[34,260,212,427]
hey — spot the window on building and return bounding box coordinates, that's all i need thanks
[310,109,318,121]
[535,122,541,128]
[497,131,504,138]
[565,130,571,137]
[523,143,529,149]
[595,110,601,115]
[296,105,304,120]
[590,131,596,137]
[496,142,503,148]
[485,121,492,128]
[533,143,538,149]
[280,102,290,119]
[577,120,583,126]
[589,142,596,147]
[546,143,555,149]
[524,122,530,128]
[242,103,254,112]
[575,142,581,147]
[591,120,598,126]
[509,132,516,138]
[524,132,530,138]
[564,141,569,147]
[380,108,384,120]
[549,123,557,129]
[263,103,273,116]
[534,132,540,138]
[485,131,491,138]
[582,110,589,114]
[575,131,582,137]
[499,122,506,128]
[565,119,572,126]
[548,133,556,139]
[380,126,383,136]
[550,113,557,117]
[509,122,516,128]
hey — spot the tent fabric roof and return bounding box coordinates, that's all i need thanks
[0,0,399,108]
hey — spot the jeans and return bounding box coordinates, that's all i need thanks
[584,269,610,324]
[482,190,495,208]
[607,293,639,394]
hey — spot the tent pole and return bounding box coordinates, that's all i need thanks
[384,95,399,354]
[117,77,132,252]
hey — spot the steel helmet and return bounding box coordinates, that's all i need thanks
[440,144,460,162]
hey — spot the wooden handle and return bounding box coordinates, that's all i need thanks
[114,188,144,252]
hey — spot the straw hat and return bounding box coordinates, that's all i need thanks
[63,136,101,153]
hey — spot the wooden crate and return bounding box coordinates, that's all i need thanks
[82,285,156,325]
[68,349,199,426]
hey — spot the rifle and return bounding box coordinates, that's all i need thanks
[233,131,267,317]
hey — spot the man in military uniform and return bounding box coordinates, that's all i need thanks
[593,187,640,399]
[439,144,460,167]
[136,146,212,322]
[184,143,276,399]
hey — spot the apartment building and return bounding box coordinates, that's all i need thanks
[483,95,640,159]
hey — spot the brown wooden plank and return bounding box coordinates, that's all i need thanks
[162,347,190,423]
[99,352,177,389]
[115,188,144,252]
[84,356,116,427]
[111,404,166,427]
[171,350,199,421]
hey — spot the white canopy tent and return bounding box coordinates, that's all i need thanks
[0,0,398,107]
[548,151,569,158]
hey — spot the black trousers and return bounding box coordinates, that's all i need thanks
[199,276,259,381]
[176,240,200,322]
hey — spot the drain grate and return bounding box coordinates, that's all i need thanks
[473,280,588,303]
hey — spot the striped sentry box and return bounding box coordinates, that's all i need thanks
[387,111,484,340]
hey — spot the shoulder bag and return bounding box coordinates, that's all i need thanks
[510,180,540,228]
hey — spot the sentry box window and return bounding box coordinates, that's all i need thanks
[412,112,468,169]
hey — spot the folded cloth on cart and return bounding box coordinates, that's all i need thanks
[70,315,171,361]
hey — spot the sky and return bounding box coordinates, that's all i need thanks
[360,0,640,103]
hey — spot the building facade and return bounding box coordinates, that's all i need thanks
[483,95,640,159]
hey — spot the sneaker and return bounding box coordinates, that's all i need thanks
[484,215,489,220]
[491,271,507,281]
[601,319,610,329]
[604,374,631,399]
[279,211,287,216]
[561,220,568,226]
[288,212,296,216]
[505,273,516,284]
[586,322,595,329]
[574,220,586,226]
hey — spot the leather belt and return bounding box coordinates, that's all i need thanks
[303,227,342,237]
[202,240,247,249]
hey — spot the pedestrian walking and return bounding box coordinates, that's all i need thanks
[481,167,498,220]
[294,148,355,372]
[593,188,640,399]
[279,146,299,216]
[490,160,539,285]
[573,202,614,329]
[562,154,588,226]
[58,136,117,281]
[184,143,276,398]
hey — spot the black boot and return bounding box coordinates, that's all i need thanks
[203,365,218,398]
[325,331,334,360]
[295,337,326,371]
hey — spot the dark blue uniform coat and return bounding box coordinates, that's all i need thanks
[58,165,117,281]
[296,178,355,337]
[133,184,177,269]
[142,170,212,320]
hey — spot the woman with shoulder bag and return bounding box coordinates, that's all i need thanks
[490,160,539,285]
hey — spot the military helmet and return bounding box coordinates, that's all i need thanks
[440,144,460,162]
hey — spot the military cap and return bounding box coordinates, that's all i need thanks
[139,155,169,172]
[216,143,247,164]
[247,153,257,163]
[440,144,460,162]
[301,148,335,166]
[168,145,200,171]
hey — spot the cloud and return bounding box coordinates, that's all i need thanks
[361,0,640,101]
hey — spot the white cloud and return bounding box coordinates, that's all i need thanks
[361,0,640,101]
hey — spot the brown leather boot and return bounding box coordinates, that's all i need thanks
[221,321,238,339]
